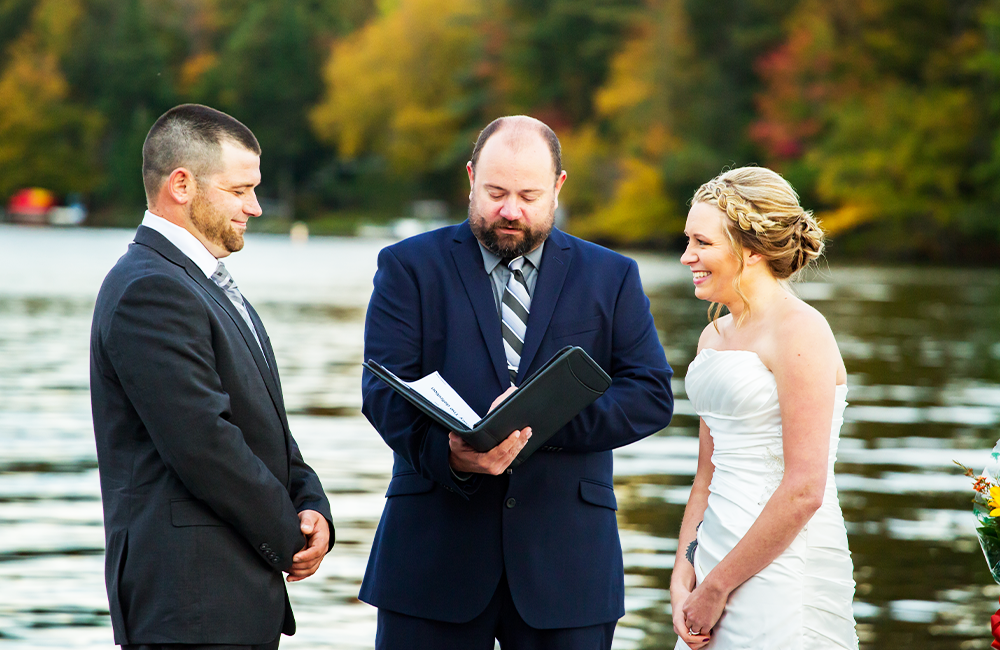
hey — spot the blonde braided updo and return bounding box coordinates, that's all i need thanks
[692,167,824,323]
[694,167,823,279]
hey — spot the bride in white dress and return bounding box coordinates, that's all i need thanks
[670,167,858,650]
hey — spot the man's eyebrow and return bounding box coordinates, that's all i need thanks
[482,183,544,194]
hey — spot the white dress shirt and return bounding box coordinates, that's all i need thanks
[141,210,219,278]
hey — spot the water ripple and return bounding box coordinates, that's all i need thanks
[2,227,999,649]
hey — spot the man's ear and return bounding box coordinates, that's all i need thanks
[553,170,567,209]
[466,161,475,191]
[165,168,196,206]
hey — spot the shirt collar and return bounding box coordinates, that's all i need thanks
[477,239,546,274]
[141,210,220,279]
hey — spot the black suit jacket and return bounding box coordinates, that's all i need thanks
[90,226,333,645]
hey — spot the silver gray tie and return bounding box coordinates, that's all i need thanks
[211,261,266,361]
[501,257,530,384]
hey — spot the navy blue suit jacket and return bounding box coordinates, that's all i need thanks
[359,222,673,628]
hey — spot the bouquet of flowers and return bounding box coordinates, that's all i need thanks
[956,449,1000,649]
[956,459,1000,584]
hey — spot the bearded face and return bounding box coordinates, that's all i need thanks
[468,196,555,259]
[181,141,261,258]
[466,127,566,259]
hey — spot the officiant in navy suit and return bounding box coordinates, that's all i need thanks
[90,104,333,649]
[360,115,674,649]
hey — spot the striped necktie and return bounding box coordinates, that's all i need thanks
[501,257,530,384]
[211,261,267,361]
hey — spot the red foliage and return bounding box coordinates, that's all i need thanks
[750,17,834,162]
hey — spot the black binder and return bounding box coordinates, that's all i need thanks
[363,346,612,467]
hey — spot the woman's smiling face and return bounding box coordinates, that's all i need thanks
[680,201,743,304]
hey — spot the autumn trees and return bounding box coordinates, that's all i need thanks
[751,0,999,257]
[0,0,375,223]
[0,0,997,258]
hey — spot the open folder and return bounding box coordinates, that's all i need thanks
[363,346,612,468]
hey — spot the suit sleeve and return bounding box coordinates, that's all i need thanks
[288,436,335,549]
[103,273,306,571]
[546,259,674,451]
[360,247,474,497]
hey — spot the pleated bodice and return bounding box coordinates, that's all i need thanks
[675,349,858,650]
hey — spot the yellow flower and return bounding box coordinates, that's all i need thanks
[989,486,1000,516]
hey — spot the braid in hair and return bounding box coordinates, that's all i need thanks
[692,167,825,325]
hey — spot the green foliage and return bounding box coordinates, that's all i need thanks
[0,0,35,53]
[749,0,999,260]
[0,0,102,199]
[970,0,1000,206]
[496,0,643,123]
[810,85,978,226]
[561,0,801,244]
[58,0,176,210]
[0,0,996,258]
[310,0,486,212]
[198,0,324,205]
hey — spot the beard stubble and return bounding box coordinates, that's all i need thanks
[190,190,245,254]
[468,199,555,259]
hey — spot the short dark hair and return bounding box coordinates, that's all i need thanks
[470,116,562,182]
[142,104,261,202]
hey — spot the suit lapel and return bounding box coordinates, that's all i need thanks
[451,223,509,387]
[187,267,286,407]
[133,227,289,432]
[518,228,572,379]
[246,301,282,390]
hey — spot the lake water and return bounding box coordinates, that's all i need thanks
[1,223,999,649]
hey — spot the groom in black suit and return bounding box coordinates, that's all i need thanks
[90,104,333,649]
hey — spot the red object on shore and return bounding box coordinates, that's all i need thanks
[991,597,1000,649]
[8,187,56,215]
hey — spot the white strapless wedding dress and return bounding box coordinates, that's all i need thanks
[674,349,858,650]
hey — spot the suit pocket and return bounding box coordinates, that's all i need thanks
[552,316,601,340]
[385,472,436,497]
[170,498,225,526]
[579,479,618,511]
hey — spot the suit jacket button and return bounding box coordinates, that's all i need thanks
[260,543,269,551]
[506,469,512,475]
[505,497,517,509]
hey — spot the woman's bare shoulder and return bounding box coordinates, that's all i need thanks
[763,298,842,376]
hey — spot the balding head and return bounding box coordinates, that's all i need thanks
[465,116,567,258]
[470,116,562,184]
